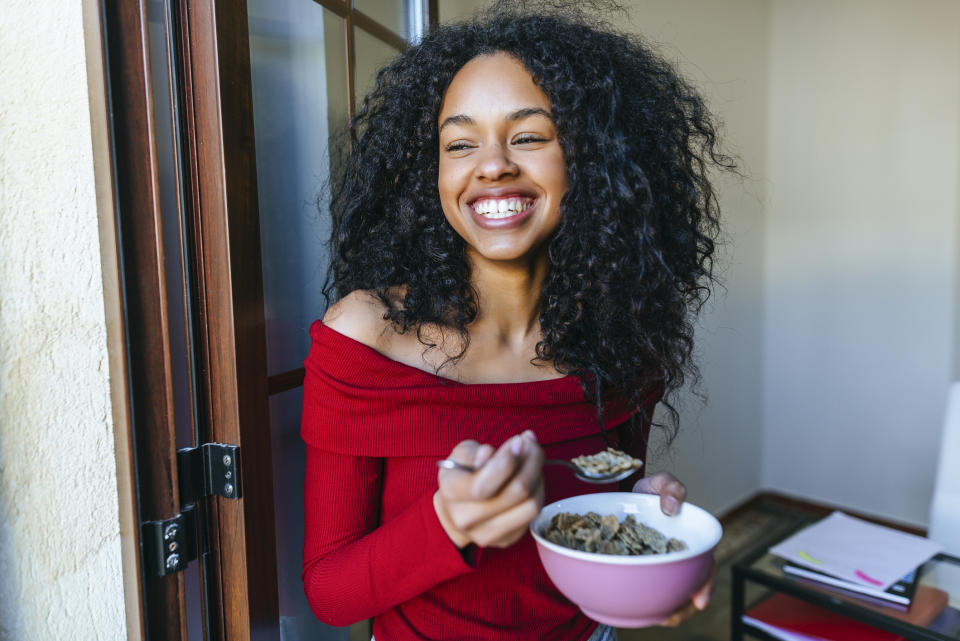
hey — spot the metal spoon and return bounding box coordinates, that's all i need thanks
[435,458,639,485]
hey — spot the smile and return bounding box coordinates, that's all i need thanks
[471,197,536,219]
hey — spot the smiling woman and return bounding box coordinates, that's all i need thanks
[302,1,734,639]
[437,53,567,266]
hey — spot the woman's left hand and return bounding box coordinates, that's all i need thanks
[632,471,715,626]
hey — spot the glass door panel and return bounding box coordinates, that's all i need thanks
[245,1,426,638]
[248,0,347,377]
[353,27,402,105]
[353,0,418,41]
[269,388,350,641]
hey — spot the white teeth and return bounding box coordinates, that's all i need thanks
[472,197,534,219]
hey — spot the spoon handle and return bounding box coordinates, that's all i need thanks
[436,459,478,473]
[436,457,635,484]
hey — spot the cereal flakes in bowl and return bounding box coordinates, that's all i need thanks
[530,492,722,628]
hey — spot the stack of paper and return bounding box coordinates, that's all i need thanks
[769,512,942,593]
[743,512,949,641]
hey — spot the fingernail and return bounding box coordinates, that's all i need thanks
[474,445,491,467]
[511,435,525,456]
[664,496,680,515]
[523,429,537,442]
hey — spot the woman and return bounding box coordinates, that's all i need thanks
[301,3,731,639]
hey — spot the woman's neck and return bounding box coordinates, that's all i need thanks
[467,249,548,353]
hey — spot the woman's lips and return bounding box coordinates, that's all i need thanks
[468,198,537,230]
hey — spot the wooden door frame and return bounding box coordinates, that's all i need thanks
[99,0,277,639]
[178,2,278,639]
[98,1,436,638]
[98,2,194,640]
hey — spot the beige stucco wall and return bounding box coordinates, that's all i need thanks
[0,1,126,639]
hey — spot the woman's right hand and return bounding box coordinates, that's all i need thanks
[434,430,544,549]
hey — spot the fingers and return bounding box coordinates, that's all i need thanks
[693,562,716,610]
[435,432,544,549]
[442,434,543,532]
[658,601,698,627]
[471,431,538,499]
[633,471,686,516]
[466,478,544,547]
[437,440,484,499]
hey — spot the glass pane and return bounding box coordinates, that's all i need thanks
[353,27,401,108]
[248,0,348,376]
[353,0,421,42]
[269,388,350,641]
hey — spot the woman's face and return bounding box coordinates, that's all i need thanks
[437,53,567,266]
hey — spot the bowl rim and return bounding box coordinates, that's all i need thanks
[529,492,723,565]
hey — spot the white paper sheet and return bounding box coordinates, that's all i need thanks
[768,511,942,590]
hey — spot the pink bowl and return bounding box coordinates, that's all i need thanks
[530,492,722,628]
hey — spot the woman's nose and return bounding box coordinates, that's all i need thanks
[474,143,518,181]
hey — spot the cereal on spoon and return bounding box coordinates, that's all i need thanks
[571,447,642,478]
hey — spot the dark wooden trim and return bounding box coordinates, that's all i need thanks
[179,1,278,639]
[308,0,348,18]
[352,9,407,52]
[268,368,305,395]
[101,1,188,639]
[718,491,927,538]
[428,0,437,29]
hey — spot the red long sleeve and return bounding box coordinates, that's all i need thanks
[301,446,474,625]
[300,321,658,640]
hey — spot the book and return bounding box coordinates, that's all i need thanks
[790,580,950,628]
[768,512,942,591]
[743,593,905,641]
[782,561,919,608]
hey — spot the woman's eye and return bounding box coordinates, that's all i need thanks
[512,135,548,145]
[444,142,474,152]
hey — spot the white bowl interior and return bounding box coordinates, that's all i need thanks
[531,492,722,565]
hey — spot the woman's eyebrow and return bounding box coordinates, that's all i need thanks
[438,114,475,133]
[438,107,554,133]
[507,107,553,123]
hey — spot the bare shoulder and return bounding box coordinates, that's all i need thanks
[322,290,392,349]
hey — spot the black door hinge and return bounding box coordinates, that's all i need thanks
[142,505,198,576]
[177,442,242,505]
[141,442,240,576]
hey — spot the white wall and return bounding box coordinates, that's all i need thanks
[762,0,960,527]
[619,0,771,517]
[0,1,126,639]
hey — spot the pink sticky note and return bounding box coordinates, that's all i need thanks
[854,569,883,586]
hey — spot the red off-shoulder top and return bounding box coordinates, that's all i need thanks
[301,321,658,640]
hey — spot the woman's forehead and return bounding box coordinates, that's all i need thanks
[438,53,552,124]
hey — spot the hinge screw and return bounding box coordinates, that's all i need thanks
[224,483,234,496]
[222,454,232,467]
[225,471,232,479]
[164,524,179,540]
[166,554,181,571]
[168,541,178,552]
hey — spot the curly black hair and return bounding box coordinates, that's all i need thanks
[325,0,734,441]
